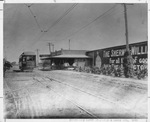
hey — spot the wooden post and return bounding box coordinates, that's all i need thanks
[36,49,39,66]
[69,39,70,50]
[48,43,51,55]
[123,3,133,51]
[123,3,129,51]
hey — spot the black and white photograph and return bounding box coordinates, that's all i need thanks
[3,3,148,119]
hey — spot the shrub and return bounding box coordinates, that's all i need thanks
[91,67,101,74]
[134,68,148,80]
[123,51,134,78]
[74,60,147,80]
[113,66,124,77]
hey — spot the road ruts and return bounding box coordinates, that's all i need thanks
[5,77,96,118]
[33,74,146,119]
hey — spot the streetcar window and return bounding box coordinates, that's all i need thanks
[23,57,26,62]
[26,56,33,61]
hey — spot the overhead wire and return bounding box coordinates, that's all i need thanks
[25,4,43,32]
[46,3,78,32]
[58,4,118,42]
[59,4,132,43]
[29,4,130,49]
[30,3,78,47]
[88,4,133,47]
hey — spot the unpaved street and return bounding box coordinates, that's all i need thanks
[4,67,148,119]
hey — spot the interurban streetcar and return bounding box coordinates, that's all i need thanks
[19,52,36,71]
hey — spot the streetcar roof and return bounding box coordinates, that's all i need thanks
[21,52,36,56]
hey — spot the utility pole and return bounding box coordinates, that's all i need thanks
[122,3,134,78]
[51,44,54,52]
[48,42,54,54]
[48,42,51,56]
[123,3,133,51]
[36,49,39,66]
[69,39,70,50]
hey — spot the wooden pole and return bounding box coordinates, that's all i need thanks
[36,49,39,66]
[52,44,54,52]
[48,43,51,55]
[123,3,129,51]
[69,39,70,50]
[123,3,133,51]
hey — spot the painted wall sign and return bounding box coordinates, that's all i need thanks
[87,41,148,71]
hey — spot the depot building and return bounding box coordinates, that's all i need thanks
[39,49,92,68]
[39,41,148,70]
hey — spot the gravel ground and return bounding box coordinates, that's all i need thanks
[40,70,147,116]
[3,67,148,119]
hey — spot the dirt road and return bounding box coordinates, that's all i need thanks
[3,68,148,118]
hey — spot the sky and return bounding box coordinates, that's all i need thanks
[4,3,147,62]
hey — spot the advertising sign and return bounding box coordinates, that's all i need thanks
[87,41,147,71]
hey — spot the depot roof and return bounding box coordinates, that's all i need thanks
[53,54,91,58]
[40,49,91,60]
[41,54,91,60]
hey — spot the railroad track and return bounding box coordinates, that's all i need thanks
[45,76,124,105]
[33,77,98,118]
[43,72,146,107]
[35,73,147,118]
[4,71,147,118]
[43,72,123,101]
[4,80,39,118]
[4,81,19,118]
[5,75,98,118]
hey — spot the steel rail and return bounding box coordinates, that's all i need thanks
[45,76,127,106]
[4,80,20,118]
[34,77,98,118]
[39,74,146,118]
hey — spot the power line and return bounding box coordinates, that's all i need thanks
[58,4,130,45]
[30,4,124,49]
[25,4,43,32]
[30,3,78,46]
[59,4,118,41]
[46,3,78,32]
[28,7,43,31]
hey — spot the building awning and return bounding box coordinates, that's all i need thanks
[41,54,91,60]
[53,54,91,58]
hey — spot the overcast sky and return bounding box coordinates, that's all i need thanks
[4,3,147,62]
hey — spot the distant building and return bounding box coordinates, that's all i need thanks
[39,41,147,71]
[39,49,91,69]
